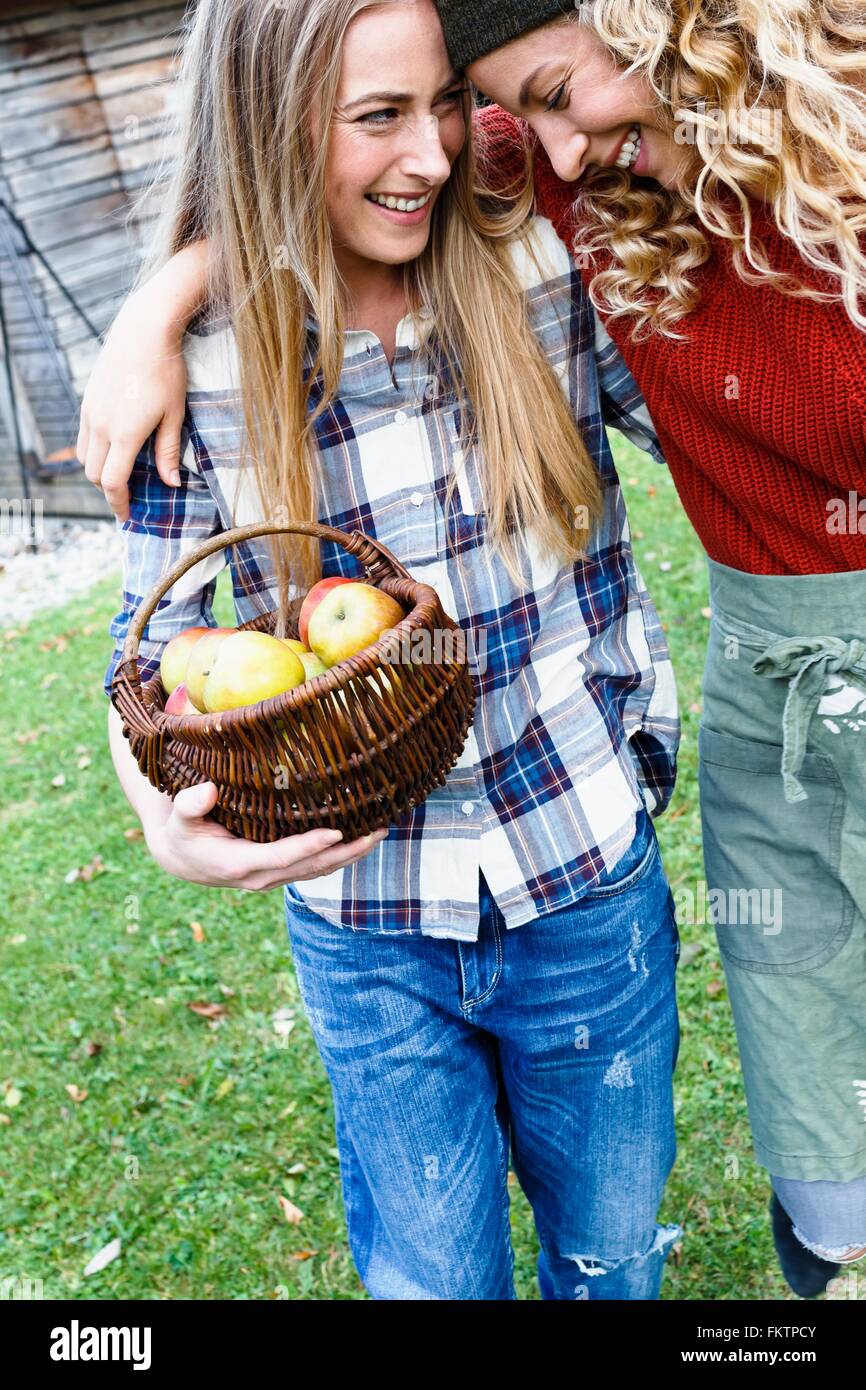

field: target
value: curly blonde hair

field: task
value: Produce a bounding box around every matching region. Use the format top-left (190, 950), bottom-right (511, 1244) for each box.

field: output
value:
top-left (564, 0), bottom-right (866, 339)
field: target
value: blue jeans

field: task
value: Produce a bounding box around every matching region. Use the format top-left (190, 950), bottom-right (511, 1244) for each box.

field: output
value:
top-left (283, 810), bottom-right (682, 1299)
top-left (771, 1174), bottom-right (866, 1261)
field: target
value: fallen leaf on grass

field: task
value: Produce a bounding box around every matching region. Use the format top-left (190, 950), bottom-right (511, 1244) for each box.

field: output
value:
top-left (64, 856), bottom-right (106, 884)
top-left (15, 728), bottom-right (43, 745)
top-left (277, 1195), bottom-right (304, 1225)
top-left (701, 607), bottom-right (712, 620)
top-left (187, 1002), bottom-right (228, 1021)
top-left (272, 1008), bottom-right (295, 1039)
top-left (3, 1085), bottom-right (22, 1108)
top-left (83, 1237), bottom-right (121, 1277)
top-left (65, 1084), bottom-right (88, 1103)
top-left (8, 934), bottom-right (26, 945)
top-left (291, 1250), bottom-right (318, 1261)
top-left (77, 754), bottom-right (92, 771)
top-left (706, 980), bottom-right (725, 997)
top-left (189, 921), bottom-right (205, 943)
top-left (51, 773), bottom-right (66, 788)
top-left (123, 827), bottom-right (144, 841)
top-left (41, 672), bottom-right (61, 689)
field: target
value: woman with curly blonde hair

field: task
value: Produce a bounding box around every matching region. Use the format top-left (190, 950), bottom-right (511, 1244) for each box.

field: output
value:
top-left (443, 0), bottom-right (866, 1297)
top-left (80, 0), bottom-right (866, 1296)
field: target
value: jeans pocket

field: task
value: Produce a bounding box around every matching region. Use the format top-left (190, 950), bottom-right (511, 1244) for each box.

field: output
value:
top-left (580, 815), bottom-right (660, 901)
top-left (698, 725), bottom-right (855, 974)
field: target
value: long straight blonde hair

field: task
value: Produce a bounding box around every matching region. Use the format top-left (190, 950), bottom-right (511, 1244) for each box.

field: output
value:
top-left (136, 0), bottom-right (603, 631)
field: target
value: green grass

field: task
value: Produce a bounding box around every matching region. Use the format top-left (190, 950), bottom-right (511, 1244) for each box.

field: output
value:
top-left (0, 438), bottom-right (795, 1300)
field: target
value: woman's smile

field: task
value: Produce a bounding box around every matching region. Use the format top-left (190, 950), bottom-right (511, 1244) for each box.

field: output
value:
top-left (364, 188), bottom-right (435, 224)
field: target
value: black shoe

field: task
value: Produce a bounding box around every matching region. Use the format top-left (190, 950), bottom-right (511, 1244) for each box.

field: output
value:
top-left (770, 1192), bottom-right (841, 1298)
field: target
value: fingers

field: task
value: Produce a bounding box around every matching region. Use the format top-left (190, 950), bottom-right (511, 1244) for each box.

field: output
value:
top-left (236, 824), bottom-right (345, 879)
top-left (83, 429), bottom-right (109, 492)
top-left (292, 830), bottom-right (389, 881)
top-left (76, 414), bottom-right (89, 468)
top-left (241, 828), bottom-right (389, 891)
top-left (154, 411), bottom-right (185, 489)
top-left (172, 781), bottom-right (220, 820)
top-left (100, 440), bottom-right (137, 523)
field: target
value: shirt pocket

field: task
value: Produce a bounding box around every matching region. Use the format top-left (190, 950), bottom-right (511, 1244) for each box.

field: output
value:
top-left (698, 725), bottom-right (854, 974)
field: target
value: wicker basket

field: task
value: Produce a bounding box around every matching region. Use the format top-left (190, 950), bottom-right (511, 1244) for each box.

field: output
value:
top-left (111, 521), bottom-right (476, 843)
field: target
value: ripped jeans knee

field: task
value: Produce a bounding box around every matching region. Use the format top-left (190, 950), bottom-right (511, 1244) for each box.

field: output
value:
top-left (540, 1222), bottom-right (682, 1300)
top-left (792, 1226), bottom-right (866, 1265)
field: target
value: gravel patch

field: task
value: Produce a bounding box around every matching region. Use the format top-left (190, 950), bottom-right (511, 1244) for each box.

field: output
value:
top-left (0, 517), bottom-right (124, 627)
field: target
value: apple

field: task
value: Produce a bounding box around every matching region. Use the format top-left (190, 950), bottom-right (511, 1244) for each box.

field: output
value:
top-left (164, 681), bottom-right (202, 716)
top-left (307, 582), bottom-right (406, 668)
top-left (184, 628), bottom-right (236, 709)
top-left (299, 650), bottom-right (328, 681)
top-left (160, 626), bottom-right (213, 695)
top-left (279, 638), bottom-right (310, 656)
top-left (202, 631), bottom-right (306, 712)
top-left (298, 576), bottom-right (354, 647)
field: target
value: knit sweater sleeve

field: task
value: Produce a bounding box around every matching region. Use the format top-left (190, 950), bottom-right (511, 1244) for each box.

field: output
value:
top-left (474, 104), bottom-right (581, 250)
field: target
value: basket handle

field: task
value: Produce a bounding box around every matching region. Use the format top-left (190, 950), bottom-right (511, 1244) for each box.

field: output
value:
top-left (122, 520), bottom-right (415, 664)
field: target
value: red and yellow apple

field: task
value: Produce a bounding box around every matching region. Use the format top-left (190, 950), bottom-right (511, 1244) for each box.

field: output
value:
top-left (307, 582), bottom-right (406, 668)
top-left (202, 631), bottom-right (307, 712)
top-left (298, 576), bottom-right (354, 647)
top-left (184, 628), bottom-right (236, 710)
top-left (160, 626), bottom-right (213, 695)
top-left (164, 682), bottom-right (202, 716)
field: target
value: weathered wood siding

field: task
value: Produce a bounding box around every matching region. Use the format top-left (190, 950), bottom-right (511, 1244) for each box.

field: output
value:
top-left (0, 0), bottom-right (189, 519)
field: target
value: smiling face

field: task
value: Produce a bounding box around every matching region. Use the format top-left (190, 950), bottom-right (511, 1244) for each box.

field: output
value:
top-left (467, 18), bottom-right (697, 190)
top-left (323, 0), bottom-right (467, 282)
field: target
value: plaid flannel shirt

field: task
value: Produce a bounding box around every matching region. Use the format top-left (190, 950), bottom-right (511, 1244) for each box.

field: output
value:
top-left (104, 216), bottom-right (679, 940)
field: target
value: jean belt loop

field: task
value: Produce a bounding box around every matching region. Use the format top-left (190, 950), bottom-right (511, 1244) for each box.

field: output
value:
top-left (751, 636), bottom-right (866, 804)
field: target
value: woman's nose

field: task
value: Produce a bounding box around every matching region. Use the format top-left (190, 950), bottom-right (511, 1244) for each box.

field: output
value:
top-left (539, 127), bottom-right (591, 184)
top-left (400, 114), bottom-right (454, 183)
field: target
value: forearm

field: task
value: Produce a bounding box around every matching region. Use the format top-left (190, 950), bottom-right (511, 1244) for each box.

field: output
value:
top-left (108, 702), bottom-right (174, 843)
top-left (129, 239), bottom-right (211, 341)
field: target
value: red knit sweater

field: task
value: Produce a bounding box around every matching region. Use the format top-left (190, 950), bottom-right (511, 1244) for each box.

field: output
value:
top-left (479, 106), bottom-right (866, 576)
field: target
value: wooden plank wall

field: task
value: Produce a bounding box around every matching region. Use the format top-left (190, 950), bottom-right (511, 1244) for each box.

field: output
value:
top-left (0, 0), bottom-right (190, 520)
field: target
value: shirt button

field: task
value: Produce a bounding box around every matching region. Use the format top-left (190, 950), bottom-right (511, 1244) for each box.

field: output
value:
top-left (410, 491), bottom-right (424, 507)
top-left (461, 801), bottom-right (475, 816)
top-left (394, 410), bottom-right (409, 426)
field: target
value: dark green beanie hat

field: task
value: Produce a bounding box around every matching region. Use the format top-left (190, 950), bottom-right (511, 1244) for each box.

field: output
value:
top-left (435, 0), bottom-right (579, 73)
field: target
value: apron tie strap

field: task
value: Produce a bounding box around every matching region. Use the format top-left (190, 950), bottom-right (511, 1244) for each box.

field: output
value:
top-left (751, 637), bottom-right (866, 804)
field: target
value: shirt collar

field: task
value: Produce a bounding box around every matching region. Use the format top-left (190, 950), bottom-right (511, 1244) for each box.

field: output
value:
top-left (304, 305), bottom-right (435, 353)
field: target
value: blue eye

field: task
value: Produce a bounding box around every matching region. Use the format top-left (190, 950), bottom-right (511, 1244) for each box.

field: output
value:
top-left (359, 108), bottom-right (399, 125)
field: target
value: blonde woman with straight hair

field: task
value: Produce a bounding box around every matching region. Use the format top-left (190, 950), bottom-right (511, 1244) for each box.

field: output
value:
top-left (92, 0), bottom-right (683, 1299)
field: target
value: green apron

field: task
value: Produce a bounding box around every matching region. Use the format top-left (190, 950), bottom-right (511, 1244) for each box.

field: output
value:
top-left (698, 558), bottom-right (866, 1182)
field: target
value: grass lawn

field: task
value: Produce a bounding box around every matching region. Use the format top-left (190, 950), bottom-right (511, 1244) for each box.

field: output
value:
top-left (0, 436), bottom-right (796, 1301)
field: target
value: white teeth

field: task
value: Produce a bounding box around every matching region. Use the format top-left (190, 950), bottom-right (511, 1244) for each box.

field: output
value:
top-left (368, 191), bottom-right (431, 212)
top-left (614, 125), bottom-right (641, 169)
